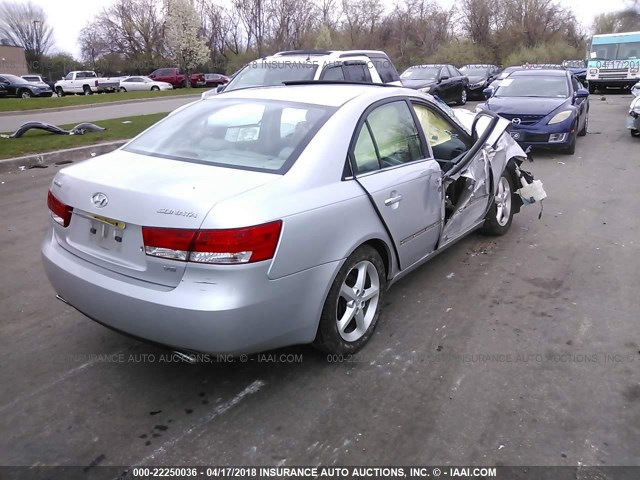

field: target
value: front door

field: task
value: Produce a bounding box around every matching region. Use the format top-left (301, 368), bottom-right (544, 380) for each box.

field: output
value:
top-left (351, 100), bottom-right (443, 270)
top-left (411, 102), bottom-right (491, 244)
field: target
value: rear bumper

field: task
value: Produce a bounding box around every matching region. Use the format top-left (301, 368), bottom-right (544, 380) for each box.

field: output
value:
top-left (42, 228), bottom-right (339, 355)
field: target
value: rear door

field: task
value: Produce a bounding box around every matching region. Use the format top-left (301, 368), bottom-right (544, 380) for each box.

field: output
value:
top-left (350, 99), bottom-right (442, 270)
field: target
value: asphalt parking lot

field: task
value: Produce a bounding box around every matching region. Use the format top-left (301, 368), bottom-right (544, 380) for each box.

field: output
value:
top-left (1, 93), bottom-right (639, 472)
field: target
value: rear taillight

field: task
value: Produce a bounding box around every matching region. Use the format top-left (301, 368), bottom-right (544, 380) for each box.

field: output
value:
top-left (142, 220), bottom-right (282, 265)
top-left (95, 80), bottom-right (98, 87)
top-left (47, 190), bottom-right (73, 227)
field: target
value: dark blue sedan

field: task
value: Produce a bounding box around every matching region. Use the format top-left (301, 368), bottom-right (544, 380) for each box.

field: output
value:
top-left (478, 70), bottom-right (589, 154)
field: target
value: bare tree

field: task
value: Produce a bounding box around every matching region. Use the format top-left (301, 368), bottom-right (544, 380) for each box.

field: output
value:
top-left (268, 0), bottom-right (319, 51)
top-left (0, 0), bottom-right (54, 68)
top-left (316, 0), bottom-right (341, 30)
top-left (592, 0), bottom-right (640, 33)
top-left (458, 0), bottom-right (493, 45)
top-left (78, 23), bottom-right (108, 68)
top-left (87, 0), bottom-right (165, 72)
top-left (234, 0), bottom-right (269, 55)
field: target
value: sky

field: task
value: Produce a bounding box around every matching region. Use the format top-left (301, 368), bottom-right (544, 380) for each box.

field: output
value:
top-left (28, 0), bottom-right (631, 58)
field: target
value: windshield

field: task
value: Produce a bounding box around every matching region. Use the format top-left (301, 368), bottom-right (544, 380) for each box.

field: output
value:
top-left (590, 42), bottom-right (640, 60)
top-left (495, 76), bottom-right (568, 98)
top-left (225, 62), bottom-right (318, 91)
top-left (124, 99), bottom-right (336, 174)
top-left (401, 67), bottom-right (439, 81)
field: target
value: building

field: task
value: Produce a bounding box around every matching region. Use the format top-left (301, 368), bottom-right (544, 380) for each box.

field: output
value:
top-left (0, 45), bottom-right (28, 76)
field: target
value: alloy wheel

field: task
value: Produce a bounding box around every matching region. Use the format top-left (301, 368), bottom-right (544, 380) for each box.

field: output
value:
top-left (495, 176), bottom-right (512, 227)
top-left (336, 260), bottom-right (380, 342)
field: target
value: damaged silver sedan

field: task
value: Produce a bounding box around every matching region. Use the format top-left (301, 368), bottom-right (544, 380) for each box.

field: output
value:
top-left (42, 83), bottom-right (544, 356)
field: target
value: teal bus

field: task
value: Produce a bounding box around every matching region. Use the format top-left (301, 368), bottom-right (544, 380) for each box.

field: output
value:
top-left (586, 31), bottom-right (640, 92)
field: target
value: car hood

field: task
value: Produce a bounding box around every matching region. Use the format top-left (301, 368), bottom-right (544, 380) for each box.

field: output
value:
top-left (484, 96), bottom-right (569, 116)
top-left (402, 79), bottom-right (437, 89)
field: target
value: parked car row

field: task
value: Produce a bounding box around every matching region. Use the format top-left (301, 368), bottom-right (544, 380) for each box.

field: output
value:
top-left (147, 68), bottom-right (229, 88)
top-left (0, 74), bottom-right (53, 98)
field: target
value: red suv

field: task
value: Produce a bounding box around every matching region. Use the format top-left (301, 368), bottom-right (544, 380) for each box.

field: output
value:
top-left (148, 68), bottom-right (186, 88)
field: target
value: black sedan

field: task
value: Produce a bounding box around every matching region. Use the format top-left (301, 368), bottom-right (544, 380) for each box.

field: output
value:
top-left (0, 74), bottom-right (53, 98)
top-left (400, 64), bottom-right (469, 105)
top-left (460, 64), bottom-right (501, 98)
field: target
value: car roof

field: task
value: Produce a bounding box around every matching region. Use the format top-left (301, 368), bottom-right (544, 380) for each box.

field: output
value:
top-left (408, 64), bottom-right (445, 68)
top-left (510, 69), bottom-right (569, 77)
top-left (212, 83), bottom-right (416, 107)
top-left (271, 49), bottom-right (388, 58)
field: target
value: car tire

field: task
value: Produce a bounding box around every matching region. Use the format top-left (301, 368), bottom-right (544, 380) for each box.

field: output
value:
top-left (563, 134), bottom-right (576, 155)
top-left (119, 87), bottom-right (127, 93)
top-left (20, 89), bottom-right (32, 99)
top-left (151, 86), bottom-right (159, 91)
top-left (578, 111), bottom-right (588, 136)
top-left (481, 172), bottom-right (515, 236)
top-left (457, 87), bottom-right (468, 106)
top-left (83, 85), bottom-right (92, 95)
top-left (588, 83), bottom-right (595, 94)
top-left (56, 87), bottom-right (65, 97)
top-left (313, 245), bottom-right (386, 355)
top-left (631, 129), bottom-right (640, 137)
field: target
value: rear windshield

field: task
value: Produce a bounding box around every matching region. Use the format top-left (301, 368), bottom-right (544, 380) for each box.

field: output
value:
top-left (225, 61), bottom-right (318, 91)
top-left (124, 99), bottom-right (336, 174)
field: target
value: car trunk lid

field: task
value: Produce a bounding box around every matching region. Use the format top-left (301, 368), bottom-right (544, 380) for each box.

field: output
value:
top-left (50, 149), bottom-right (278, 287)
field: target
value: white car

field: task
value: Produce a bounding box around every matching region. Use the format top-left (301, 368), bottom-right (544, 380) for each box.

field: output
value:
top-left (119, 76), bottom-right (173, 92)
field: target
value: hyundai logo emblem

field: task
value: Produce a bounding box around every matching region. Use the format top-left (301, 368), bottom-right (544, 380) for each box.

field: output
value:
top-left (92, 193), bottom-right (108, 208)
top-left (511, 118), bottom-right (522, 125)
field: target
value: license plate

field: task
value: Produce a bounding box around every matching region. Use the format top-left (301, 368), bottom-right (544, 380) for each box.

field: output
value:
top-left (90, 214), bottom-right (126, 230)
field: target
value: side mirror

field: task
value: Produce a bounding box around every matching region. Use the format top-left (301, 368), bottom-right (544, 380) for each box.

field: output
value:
top-left (483, 87), bottom-right (494, 99)
top-left (575, 88), bottom-right (589, 98)
top-left (216, 84), bottom-right (226, 93)
top-left (439, 75), bottom-right (449, 82)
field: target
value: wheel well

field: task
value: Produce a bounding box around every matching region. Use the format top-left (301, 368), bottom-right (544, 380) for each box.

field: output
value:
top-left (362, 238), bottom-right (391, 277)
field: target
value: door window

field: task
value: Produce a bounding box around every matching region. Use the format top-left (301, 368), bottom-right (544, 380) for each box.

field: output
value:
top-left (351, 101), bottom-right (425, 174)
top-left (412, 103), bottom-right (469, 167)
top-left (343, 63), bottom-right (371, 82)
top-left (571, 76), bottom-right (581, 92)
top-left (321, 66), bottom-right (345, 81)
top-left (353, 126), bottom-right (380, 173)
